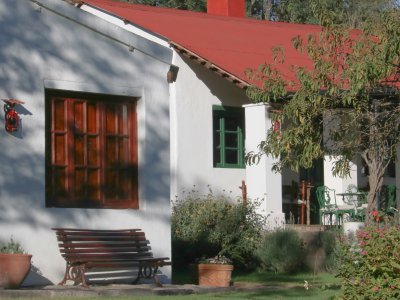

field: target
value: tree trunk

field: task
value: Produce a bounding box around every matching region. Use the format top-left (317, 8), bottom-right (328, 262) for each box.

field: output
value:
top-left (262, 0), bottom-right (273, 20)
top-left (366, 158), bottom-right (385, 222)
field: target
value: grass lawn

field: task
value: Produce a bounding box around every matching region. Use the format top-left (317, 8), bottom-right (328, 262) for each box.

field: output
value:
top-left (229, 270), bottom-right (342, 299)
top-left (172, 268), bottom-right (342, 299)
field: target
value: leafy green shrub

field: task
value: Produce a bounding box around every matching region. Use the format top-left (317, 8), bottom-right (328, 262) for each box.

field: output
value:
top-left (317, 230), bottom-right (341, 272)
top-left (336, 222), bottom-right (400, 300)
top-left (171, 190), bottom-right (265, 269)
top-left (257, 229), bottom-right (306, 273)
top-left (0, 237), bottom-right (26, 254)
top-left (299, 229), bottom-right (341, 273)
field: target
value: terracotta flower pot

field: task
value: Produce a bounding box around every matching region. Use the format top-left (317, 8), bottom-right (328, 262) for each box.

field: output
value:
top-left (198, 263), bottom-right (233, 287)
top-left (0, 253), bottom-right (32, 289)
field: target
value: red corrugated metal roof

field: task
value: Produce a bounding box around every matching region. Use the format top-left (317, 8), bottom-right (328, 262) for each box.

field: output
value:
top-left (80, 0), bottom-right (320, 87)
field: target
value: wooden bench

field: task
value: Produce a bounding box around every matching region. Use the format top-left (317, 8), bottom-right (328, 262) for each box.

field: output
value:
top-left (53, 228), bottom-right (171, 287)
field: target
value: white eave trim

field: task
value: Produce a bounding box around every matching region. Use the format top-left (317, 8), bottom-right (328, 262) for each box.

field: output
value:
top-left (79, 4), bottom-right (170, 48)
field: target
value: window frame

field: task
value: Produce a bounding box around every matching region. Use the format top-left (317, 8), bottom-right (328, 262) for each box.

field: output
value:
top-left (45, 90), bottom-right (138, 209)
top-left (212, 105), bottom-right (245, 169)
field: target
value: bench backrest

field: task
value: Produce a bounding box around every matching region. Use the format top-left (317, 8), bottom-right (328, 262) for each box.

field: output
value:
top-left (53, 228), bottom-right (153, 263)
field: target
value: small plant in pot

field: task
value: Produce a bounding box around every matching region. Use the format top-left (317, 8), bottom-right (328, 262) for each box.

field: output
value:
top-left (197, 255), bottom-right (233, 287)
top-left (0, 237), bottom-right (32, 289)
top-left (343, 211), bottom-right (365, 237)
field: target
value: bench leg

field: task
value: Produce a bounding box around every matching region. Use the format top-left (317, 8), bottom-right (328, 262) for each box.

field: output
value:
top-left (132, 265), bottom-right (162, 287)
top-left (151, 266), bottom-right (162, 287)
top-left (79, 265), bottom-right (89, 288)
top-left (58, 263), bottom-right (88, 288)
top-left (132, 267), bottom-right (141, 285)
top-left (132, 265), bottom-right (148, 284)
top-left (58, 263), bottom-right (70, 286)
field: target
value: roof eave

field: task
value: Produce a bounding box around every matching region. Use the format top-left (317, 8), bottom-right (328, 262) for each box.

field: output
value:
top-left (170, 41), bottom-right (249, 89)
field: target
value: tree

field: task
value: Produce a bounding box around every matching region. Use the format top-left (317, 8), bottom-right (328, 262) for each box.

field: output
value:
top-left (246, 1), bottom-right (400, 220)
top-left (248, 1), bottom-right (292, 21)
top-left (273, 0), bottom-right (392, 28)
top-left (120, 0), bottom-right (206, 12)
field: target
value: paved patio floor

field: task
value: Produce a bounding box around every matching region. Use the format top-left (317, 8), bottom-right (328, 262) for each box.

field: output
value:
top-left (0, 283), bottom-right (236, 298)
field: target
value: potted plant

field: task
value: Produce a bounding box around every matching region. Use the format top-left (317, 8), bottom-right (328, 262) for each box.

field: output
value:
top-left (343, 211), bottom-right (365, 236)
top-left (0, 237), bottom-right (32, 289)
top-left (197, 255), bottom-right (233, 287)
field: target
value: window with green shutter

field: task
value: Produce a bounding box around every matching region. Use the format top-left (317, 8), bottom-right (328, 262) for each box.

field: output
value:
top-left (213, 105), bottom-right (245, 168)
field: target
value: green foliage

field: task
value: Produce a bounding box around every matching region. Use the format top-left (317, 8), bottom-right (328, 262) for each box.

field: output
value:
top-left (0, 237), bottom-right (26, 254)
top-left (274, 0), bottom-right (392, 28)
top-left (171, 190), bottom-right (265, 269)
top-left (318, 230), bottom-right (344, 272)
top-left (199, 255), bottom-right (232, 265)
top-left (120, 0), bottom-right (206, 12)
top-left (273, 0), bottom-right (319, 24)
top-left (246, 1), bottom-right (400, 216)
top-left (257, 229), bottom-right (306, 273)
top-left (336, 223), bottom-right (400, 299)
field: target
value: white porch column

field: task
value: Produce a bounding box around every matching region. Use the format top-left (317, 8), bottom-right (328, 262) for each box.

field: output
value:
top-left (244, 103), bottom-right (285, 229)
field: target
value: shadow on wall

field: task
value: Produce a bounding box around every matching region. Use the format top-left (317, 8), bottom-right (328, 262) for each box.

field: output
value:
top-left (180, 55), bottom-right (249, 105)
top-left (23, 265), bottom-right (53, 287)
top-left (0, 0), bottom-right (172, 285)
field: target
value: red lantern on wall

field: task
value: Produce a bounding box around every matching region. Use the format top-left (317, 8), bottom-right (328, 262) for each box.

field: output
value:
top-left (3, 99), bottom-right (25, 133)
top-left (273, 119), bottom-right (280, 133)
top-left (270, 109), bottom-right (282, 134)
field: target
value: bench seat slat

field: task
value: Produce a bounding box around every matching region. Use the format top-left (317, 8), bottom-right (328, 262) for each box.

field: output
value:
top-left (62, 253), bottom-right (154, 260)
top-left (68, 257), bottom-right (171, 264)
top-left (85, 260), bottom-right (172, 269)
top-left (60, 247), bottom-right (149, 253)
top-left (57, 237), bottom-right (147, 242)
top-left (55, 231), bottom-right (146, 237)
top-left (87, 259), bottom-right (172, 265)
top-left (53, 228), bottom-right (142, 233)
top-left (59, 249), bottom-right (150, 254)
top-left (65, 256), bottom-right (153, 261)
top-left (58, 241), bottom-right (149, 248)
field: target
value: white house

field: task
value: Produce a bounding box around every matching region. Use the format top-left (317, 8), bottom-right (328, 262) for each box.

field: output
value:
top-left (0, 0), bottom-right (399, 286)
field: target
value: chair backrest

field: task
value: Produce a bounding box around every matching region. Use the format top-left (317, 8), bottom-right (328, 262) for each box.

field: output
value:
top-left (344, 184), bottom-right (362, 205)
top-left (316, 186), bottom-right (337, 208)
top-left (346, 184), bottom-right (358, 194)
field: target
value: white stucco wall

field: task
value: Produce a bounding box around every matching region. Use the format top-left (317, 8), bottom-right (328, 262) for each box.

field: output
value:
top-left (170, 53), bottom-right (249, 201)
top-left (0, 0), bottom-right (172, 285)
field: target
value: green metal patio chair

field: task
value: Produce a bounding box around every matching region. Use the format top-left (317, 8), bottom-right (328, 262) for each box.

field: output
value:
top-left (316, 186), bottom-right (355, 225)
top-left (316, 186), bottom-right (338, 225)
